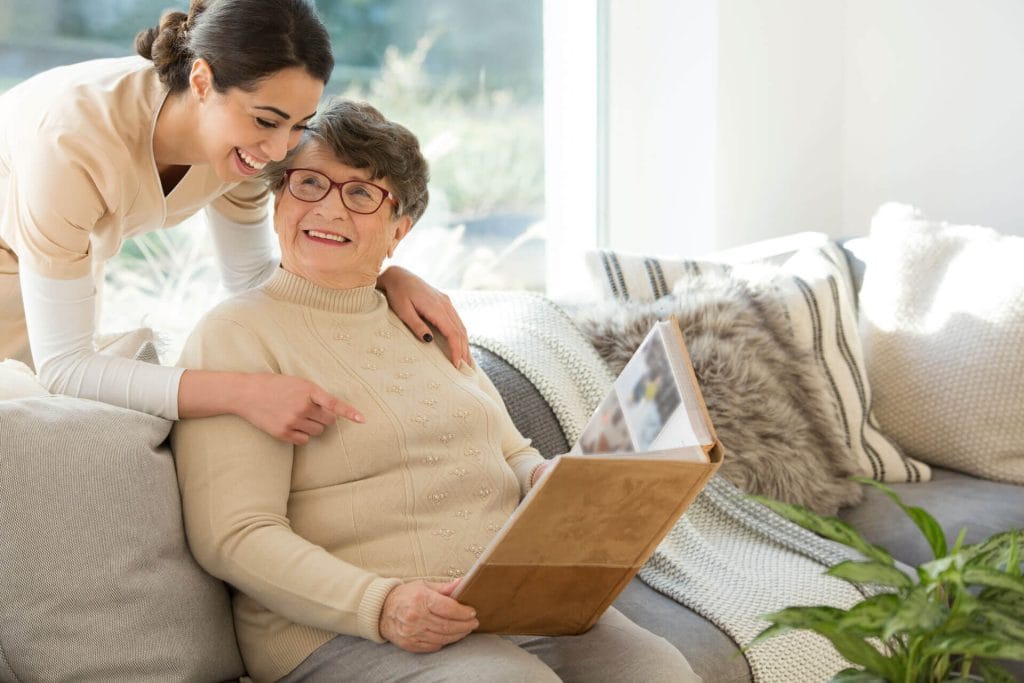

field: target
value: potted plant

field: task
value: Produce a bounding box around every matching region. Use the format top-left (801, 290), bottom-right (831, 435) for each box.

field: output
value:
top-left (750, 478), bottom-right (1024, 682)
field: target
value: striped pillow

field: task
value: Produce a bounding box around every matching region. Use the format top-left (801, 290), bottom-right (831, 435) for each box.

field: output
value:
top-left (764, 245), bottom-right (930, 483)
top-left (584, 238), bottom-right (928, 483)
top-left (585, 250), bottom-right (699, 301)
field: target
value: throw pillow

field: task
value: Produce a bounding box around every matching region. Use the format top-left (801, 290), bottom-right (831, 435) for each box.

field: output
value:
top-left (859, 203), bottom-right (1024, 483)
top-left (575, 267), bottom-right (865, 516)
top-left (0, 359), bottom-right (48, 400)
top-left (584, 249), bottom-right (723, 301)
top-left (584, 234), bottom-right (928, 484)
top-left (0, 396), bottom-right (245, 682)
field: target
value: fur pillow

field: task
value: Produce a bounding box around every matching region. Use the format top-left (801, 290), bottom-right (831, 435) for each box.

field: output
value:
top-left (575, 268), bottom-right (865, 515)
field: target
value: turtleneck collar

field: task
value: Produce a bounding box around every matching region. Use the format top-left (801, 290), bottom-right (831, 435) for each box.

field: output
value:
top-left (261, 267), bottom-right (383, 314)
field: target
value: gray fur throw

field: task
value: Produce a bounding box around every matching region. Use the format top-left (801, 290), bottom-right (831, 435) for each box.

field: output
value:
top-left (574, 269), bottom-right (864, 515)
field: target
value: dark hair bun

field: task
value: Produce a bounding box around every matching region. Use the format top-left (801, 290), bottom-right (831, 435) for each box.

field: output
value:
top-left (135, 10), bottom-right (191, 83)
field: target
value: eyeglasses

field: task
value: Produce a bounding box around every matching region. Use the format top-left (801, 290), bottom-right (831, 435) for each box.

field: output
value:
top-left (283, 168), bottom-right (398, 215)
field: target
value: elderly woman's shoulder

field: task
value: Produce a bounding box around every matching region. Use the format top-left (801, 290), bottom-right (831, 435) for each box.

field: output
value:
top-left (189, 288), bottom-right (279, 337)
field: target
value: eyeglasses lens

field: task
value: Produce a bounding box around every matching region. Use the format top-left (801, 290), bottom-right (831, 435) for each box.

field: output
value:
top-left (288, 170), bottom-right (384, 214)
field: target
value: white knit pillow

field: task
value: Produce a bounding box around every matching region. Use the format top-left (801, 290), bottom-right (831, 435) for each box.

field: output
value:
top-left (584, 234), bottom-right (927, 483)
top-left (859, 203), bottom-right (1024, 483)
top-left (0, 359), bottom-right (49, 400)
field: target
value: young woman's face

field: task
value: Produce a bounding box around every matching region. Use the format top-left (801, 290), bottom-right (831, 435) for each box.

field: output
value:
top-left (196, 66), bottom-right (324, 182)
top-left (274, 141), bottom-right (412, 289)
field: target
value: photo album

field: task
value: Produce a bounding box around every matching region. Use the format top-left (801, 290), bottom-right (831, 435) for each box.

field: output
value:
top-left (453, 317), bottom-right (723, 635)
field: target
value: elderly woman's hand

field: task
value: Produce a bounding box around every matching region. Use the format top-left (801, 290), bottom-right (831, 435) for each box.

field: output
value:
top-left (238, 373), bottom-right (365, 445)
top-left (379, 579), bottom-right (479, 653)
top-left (377, 265), bottom-right (471, 368)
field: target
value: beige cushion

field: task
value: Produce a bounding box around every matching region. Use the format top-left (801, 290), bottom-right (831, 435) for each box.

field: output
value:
top-left (859, 203), bottom-right (1024, 483)
top-left (584, 233), bottom-right (928, 483)
top-left (0, 396), bottom-right (245, 681)
top-left (0, 359), bottom-right (49, 400)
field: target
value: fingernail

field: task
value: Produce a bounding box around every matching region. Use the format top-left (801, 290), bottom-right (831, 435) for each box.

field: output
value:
top-left (422, 332), bottom-right (433, 343)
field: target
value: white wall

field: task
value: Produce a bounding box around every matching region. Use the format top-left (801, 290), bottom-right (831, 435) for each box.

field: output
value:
top-left (594, 0), bottom-right (1024, 264)
top-left (843, 0), bottom-right (1024, 237)
top-left (715, 0), bottom-right (846, 249)
top-left (605, 0), bottom-right (718, 258)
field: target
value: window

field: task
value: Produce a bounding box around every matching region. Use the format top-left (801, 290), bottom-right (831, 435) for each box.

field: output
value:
top-left (0, 0), bottom-right (545, 355)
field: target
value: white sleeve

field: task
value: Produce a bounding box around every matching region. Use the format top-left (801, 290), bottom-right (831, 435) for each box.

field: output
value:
top-left (19, 266), bottom-right (184, 419)
top-left (205, 206), bottom-right (280, 294)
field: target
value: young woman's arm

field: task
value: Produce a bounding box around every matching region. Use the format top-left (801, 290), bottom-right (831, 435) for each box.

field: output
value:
top-left (205, 206), bottom-right (280, 294)
top-left (377, 265), bottom-right (471, 367)
top-left (20, 265), bottom-right (361, 441)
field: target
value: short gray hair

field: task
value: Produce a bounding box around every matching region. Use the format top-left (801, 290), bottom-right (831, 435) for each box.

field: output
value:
top-left (264, 99), bottom-right (430, 224)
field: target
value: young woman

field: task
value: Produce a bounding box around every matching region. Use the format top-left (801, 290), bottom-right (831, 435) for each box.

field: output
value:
top-left (0, 0), bottom-right (469, 444)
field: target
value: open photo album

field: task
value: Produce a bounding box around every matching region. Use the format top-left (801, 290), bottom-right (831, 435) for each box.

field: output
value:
top-left (452, 317), bottom-right (723, 635)
top-left (572, 318), bottom-right (713, 461)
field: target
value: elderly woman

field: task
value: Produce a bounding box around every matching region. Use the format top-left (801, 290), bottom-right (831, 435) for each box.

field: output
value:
top-left (172, 100), bottom-right (699, 683)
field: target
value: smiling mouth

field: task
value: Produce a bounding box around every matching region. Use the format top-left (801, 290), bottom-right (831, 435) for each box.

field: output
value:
top-left (235, 148), bottom-right (267, 171)
top-left (305, 229), bottom-right (351, 244)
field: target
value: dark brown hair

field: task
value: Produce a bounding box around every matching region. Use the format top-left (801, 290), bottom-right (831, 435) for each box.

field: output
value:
top-left (135, 0), bottom-right (334, 93)
top-left (265, 99), bottom-right (430, 224)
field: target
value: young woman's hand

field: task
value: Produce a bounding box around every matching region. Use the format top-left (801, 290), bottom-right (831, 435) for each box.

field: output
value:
top-left (378, 265), bottom-right (471, 367)
top-left (379, 579), bottom-right (478, 653)
top-left (238, 373), bottom-right (364, 445)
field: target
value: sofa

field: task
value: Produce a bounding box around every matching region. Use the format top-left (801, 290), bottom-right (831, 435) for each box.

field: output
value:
top-left (1, 204), bottom-right (1022, 682)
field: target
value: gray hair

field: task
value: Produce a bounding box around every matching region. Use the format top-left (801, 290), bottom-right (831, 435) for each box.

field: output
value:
top-left (264, 99), bottom-right (430, 224)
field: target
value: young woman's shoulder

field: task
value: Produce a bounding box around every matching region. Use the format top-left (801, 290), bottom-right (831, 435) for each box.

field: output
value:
top-left (2, 56), bottom-right (161, 154)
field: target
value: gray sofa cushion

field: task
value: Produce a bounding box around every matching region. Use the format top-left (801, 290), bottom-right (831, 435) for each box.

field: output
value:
top-left (471, 345), bottom-right (570, 458)
top-left (0, 396), bottom-right (244, 683)
top-left (839, 467), bottom-right (1024, 568)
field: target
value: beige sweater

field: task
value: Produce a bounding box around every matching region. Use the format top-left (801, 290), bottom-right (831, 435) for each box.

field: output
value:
top-left (172, 268), bottom-right (545, 682)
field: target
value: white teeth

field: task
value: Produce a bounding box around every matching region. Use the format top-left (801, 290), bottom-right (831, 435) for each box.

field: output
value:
top-left (237, 148), bottom-right (266, 170)
top-left (307, 230), bottom-right (350, 243)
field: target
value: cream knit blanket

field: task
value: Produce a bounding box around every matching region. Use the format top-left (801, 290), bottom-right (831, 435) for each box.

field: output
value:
top-left (454, 290), bottom-right (872, 683)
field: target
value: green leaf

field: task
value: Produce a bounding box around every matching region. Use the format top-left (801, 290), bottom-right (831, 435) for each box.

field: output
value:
top-left (1010, 531), bottom-right (1021, 577)
top-left (964, 530), bottom-right (1024, 567)
top-left (979, 587), bottom-right (1024, 619)
top-left (755, 603), bottom-right (901, 679)
top-left (811, 624), bottom-right (900, 680)
top-left (919, 554), bottom-right (965, 583)
top-left (883, 587), bottom-right (947, 640)
top-left (746, 622), bottom-right (792, 651)
top-left (830, 668), bottom-right (887, 682)
top-left (977, 659), bottom-right (1021, 683)
top-left (837, 594), bottom-right (902, 637)
top-left (974, 604), bottom-right (1024, 642)
top-left (828, 560), bottom-right (914, 589)
top-left (760, 605), bottom-right (847, 628)
top-left (750, 495), bottom-right (894, 566)
top-left (925, 633), bottom-right (1024, 660)
top-left (963, 566), bottom-right (1024, 595)
top-left (856, 477), bottom-right (949, 559)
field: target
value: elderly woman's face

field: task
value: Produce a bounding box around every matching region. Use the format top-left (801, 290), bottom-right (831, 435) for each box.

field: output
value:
top-left (273, 141), bottom-right (411, 289)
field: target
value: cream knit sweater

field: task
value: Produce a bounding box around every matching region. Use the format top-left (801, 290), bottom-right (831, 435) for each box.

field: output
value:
top-left (172, 268), bottom-right (545, 683)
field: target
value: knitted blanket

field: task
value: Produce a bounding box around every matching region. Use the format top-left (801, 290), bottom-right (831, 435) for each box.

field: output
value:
top-left (454, 290), bottom-right (873, 683)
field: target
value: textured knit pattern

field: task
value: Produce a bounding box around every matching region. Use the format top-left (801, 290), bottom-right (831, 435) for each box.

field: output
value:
top-left (172, 269), bottom-right (544, 683)
top-left (0, 396), bottom-right (244, 682)
top-left (860, 203), bottom-right (1024, 483)
top-left (455, 289), bottom-right (876, 682)
top-left (584, 234), bottom-right (928, 483)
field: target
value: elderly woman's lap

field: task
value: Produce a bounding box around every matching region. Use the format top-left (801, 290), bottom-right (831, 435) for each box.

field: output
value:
top-left (280, 608), bottom-right (699, 682)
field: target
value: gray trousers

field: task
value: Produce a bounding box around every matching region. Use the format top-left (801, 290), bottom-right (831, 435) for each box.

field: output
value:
top-left (279, 607), bottom-right (701, 682)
